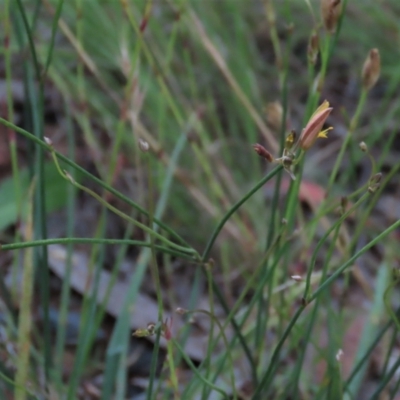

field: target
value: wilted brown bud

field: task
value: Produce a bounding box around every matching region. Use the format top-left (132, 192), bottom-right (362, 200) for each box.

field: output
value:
top-left (265, 101), bottom-right (283, 132)
top-left (176, 307), bottom-right (188, 315)
top-left (308, 31), bottom-right (319, 65)
top-left (321, 0), bottom-right (342, 34)
top-left (253, 143), bottom-right (274, 162)
top-left (362, 49), bottom-right (380, 91)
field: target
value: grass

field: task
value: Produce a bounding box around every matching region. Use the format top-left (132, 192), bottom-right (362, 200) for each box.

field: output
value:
top-left (0, 0), bottom-right (400, 399)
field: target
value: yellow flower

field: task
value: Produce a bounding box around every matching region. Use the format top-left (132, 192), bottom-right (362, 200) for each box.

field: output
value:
top-left (298, 100), bottom-right (333, 151)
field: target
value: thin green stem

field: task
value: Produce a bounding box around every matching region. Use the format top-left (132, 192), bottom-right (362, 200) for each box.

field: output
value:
top-left (202, 165), bottom-right (282, 262)
top-left (42, 0), bottom-right (64, 81)
top-left (303, 192), bottom-right (370, 301)
top-left (327, 89), bottom-right (368, 192)
top-left (172, 339), bottom-right (229, 399)
top-left (47, 140), bottom-right (197, 256)
top-left (0, 117), bottom-right (190, 247)
top-left (1, 238), bottom-right (195, 260)
top-left (254, 218), bottom-right (400, 398)
top-left (199, 165), bottom-right (282, 386)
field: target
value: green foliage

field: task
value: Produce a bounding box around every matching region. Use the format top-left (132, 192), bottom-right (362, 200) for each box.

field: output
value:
top-left (0, 0), bottom-right (400, 399)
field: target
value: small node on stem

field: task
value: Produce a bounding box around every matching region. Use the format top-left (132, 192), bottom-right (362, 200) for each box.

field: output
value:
top-left (64, 170), bottom-right (75, 184)
top-left (138, 138), bottom-right (150, 152)
top-left (147, 323), bottom-right (156, 335)
top-left (359, 141), bottom-right (368, 152)
top-left (291, 275), bottom-right (303, 282)
top-left (368, 172), bottom-right (382, 194)
top-left (340, 196), bottom-right (348, 214)
top-left (336, 348), bottom-right (344, 362)
top-left (44, 136), bottom-right (53, 147)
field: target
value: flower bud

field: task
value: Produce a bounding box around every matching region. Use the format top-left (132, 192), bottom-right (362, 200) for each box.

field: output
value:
top-left (362, 48), bottom-right (380, 91)
top-left (298, 100), bottom-right (333, 151)
top-left (253, 143), bottom-right (274, 162)
top-left (321, 0), bottom-right (342, 34)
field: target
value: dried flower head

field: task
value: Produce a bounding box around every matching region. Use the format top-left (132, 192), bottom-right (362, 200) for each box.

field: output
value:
top-left (298, 100), bottom-right (333, 151)
top-left (321, 0), bottom-right (342, 34)
top-left (362, 48), bottom-right (380, 91)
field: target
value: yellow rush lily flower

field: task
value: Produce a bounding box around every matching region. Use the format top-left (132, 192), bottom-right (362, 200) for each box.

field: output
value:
top-left (298, 100), bottom-right (333, 151)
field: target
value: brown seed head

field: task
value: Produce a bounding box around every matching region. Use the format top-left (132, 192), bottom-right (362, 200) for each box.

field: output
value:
top-left (362, 48), bottom-right (380, 91)
top-left (321, 0), bottom-right (342, 34)
top-left (308, 31), bottom-right (319, 65)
